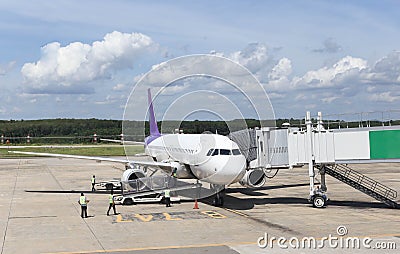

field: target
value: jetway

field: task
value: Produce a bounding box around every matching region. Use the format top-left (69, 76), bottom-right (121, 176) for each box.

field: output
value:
top-left (229, 111), bottom-right (400, 208)
top-left (230, 119), bottom-right (400, 169)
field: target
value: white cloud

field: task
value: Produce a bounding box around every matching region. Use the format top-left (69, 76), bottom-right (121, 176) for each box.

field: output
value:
top-left (321, 96), bottom-right (339, 103)
top-left (17, 93), bottom-right (48, 104)
top-left (292, 56), bottom-right (368, 88)
top-left (266, 58), bottom-right (292, 91)
top-left (363, 51), bottom-right (400, 85)
top-left (0, 61), bottom-right (16, 75)
top-left (21, 31), bottom-right (156, 93)
top-left (268, 92), bottom-right (285, 99)
top-left (313, 38), bottom-right (342, 53)
top-left (77, 96), bottom-right (87, 102)
top-left (268, 58), bottom-right (292, 80)
top-left (369, 92), bottom-right (399, 102)
top-left (14, 36), bottom-right (400, 119)
top-left (112, 83), bottom-right (127, 91)
top-left (12, 107), bottom-right (21, 113)
top-left (229, 43), bottom-right (268, 68)
top-left (95, 95), bottom-right (118, 105)
top-left (228, 43), bottom-right (273, 80)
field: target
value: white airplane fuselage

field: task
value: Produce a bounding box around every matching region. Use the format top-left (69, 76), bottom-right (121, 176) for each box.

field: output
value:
top-left (145, 133), bottom-right (247, 185)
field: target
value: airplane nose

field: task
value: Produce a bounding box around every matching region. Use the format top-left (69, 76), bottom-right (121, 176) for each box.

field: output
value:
top-left (203, 155), bottom-right (247, 185)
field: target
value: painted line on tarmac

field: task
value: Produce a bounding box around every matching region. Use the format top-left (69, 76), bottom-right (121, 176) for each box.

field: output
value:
top-left (44, 241), bottom-right (256, 254)
top-left (223, 208), bottom-right (249, 217)
top-left (9, 215), bottom-right (57, 219)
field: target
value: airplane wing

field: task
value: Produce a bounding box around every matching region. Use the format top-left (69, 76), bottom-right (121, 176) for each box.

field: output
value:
top-left (100, 138), bottom-right (145, 145)
top-left (8, 151), bottom-right (172, 168)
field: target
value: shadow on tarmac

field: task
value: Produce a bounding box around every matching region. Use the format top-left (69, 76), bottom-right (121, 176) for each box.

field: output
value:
top-left (25, 190), bottom-right (121, 194)
top-left (226, 183), bottom-right (310, 196)
top-left (221, 195), bottom-right (390, 210)
top-left (26, 186), bottom-right (392, 210)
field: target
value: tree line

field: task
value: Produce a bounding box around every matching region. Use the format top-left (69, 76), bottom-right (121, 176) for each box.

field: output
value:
top-left (0, 118), bottom-right (398, 144)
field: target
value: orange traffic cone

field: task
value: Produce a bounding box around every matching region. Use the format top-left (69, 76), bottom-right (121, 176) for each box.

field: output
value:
top-left (193, 199), bottom-right (199, 209)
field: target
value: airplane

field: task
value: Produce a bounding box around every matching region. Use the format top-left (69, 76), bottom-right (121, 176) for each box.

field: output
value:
top-left (10, 89), bottom-right (267, 206)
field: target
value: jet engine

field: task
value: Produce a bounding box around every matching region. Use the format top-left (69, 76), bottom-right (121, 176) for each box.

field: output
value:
top-left (121, 168), bottom-right (146, 182)
top-left (120, 168), bottom-right (148, 192)
top-left (239, 169), bottom-right (266, 188)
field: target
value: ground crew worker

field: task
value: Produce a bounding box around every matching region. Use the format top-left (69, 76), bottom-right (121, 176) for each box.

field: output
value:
top-left (91, 175), bottom-right (96, 192)
top-left (171, 169), bottom-right (177, 187)
top-left (107, 190), bottom-right (117, 216)
top-left (164, 189), bottom-right (171, 207)
top-left (78, 193), bottom-right (89, 218)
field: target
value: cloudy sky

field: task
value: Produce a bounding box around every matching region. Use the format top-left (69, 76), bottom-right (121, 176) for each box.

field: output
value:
top-left (0, 0), bottom-right (399, 120)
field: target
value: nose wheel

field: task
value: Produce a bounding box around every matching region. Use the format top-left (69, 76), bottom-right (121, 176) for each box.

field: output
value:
top-left (211, 184), bottom-right (225, 207)
top-left (214, 194), bottom-right (224, 207)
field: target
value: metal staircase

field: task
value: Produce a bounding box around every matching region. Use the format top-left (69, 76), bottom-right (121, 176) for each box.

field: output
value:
top-left (320, 164), bottom-right (399, 208)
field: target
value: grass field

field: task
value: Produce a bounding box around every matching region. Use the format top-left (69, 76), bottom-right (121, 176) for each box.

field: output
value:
top-left (0, 145), bottom-right (145, 158)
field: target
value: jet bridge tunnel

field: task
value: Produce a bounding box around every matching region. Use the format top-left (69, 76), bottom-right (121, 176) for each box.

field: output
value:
top-left (229, 111), bottom-right (400, 208)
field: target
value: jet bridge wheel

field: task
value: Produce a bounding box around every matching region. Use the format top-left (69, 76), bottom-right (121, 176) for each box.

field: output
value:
top-left (312, 195), bottom-right (326, 208)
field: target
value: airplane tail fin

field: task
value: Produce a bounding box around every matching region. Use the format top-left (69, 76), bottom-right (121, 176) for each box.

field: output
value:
top-left (148, 89), bottom-right (161, 136)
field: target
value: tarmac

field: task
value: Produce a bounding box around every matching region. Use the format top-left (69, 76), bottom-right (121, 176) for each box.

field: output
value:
top-left (0, 157), bottom-right (399, 253)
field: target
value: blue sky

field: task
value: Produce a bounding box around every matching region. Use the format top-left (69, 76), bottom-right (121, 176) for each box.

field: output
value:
top-left (0, 0), bottom-right (399, 120)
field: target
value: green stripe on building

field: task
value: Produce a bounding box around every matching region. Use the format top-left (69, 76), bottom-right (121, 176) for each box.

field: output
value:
top-left (369, 130), bottom-right (400, 159)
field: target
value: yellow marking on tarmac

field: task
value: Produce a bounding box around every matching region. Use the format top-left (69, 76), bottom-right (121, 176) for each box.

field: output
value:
top-left (133, 214), bottom-right (153, 222)
top-left (44, 241), bottom-right (256, 254)
top-left (201, 210), bottom-right (227, 219)
top-left (224, 208), bottom-right (249, 217)
top-left (114, 210), bottom-right (227, 223)
top-left (163, 212), bottom-right (183, 221)
top-left (115, 214), bottom-right (132, 223)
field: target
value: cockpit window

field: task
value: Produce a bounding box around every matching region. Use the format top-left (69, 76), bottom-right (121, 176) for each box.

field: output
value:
top-left (232, 149), bottom-right (241, 155)
top-left (220, 149), bottom-right (231, 155)
top-left (207, 148), bottom-right (241, 156)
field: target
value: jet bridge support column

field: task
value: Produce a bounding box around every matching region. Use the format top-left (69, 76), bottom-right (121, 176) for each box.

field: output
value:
top-left (320, 169), bottom-right (327, 192)
top-left (307, 111), bottom-right (328, 208)
top-left (317, 112), bottom-right (328, 192)
top-left (306, 111), bottom-right (315, 197)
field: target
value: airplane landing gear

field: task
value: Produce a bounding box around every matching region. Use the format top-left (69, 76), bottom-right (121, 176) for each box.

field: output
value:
top-left (214, 192), bottom-right (224, 207)
top-left (211, 184), bottom-right (225, 207)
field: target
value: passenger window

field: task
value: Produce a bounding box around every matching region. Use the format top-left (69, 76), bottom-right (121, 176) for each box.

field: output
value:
top-left (220, 149), bottom-right (231, 155)
top-left (206, 149), bottom-right (214, 156)
top-left (232, 149), bottom-right (241, 155)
